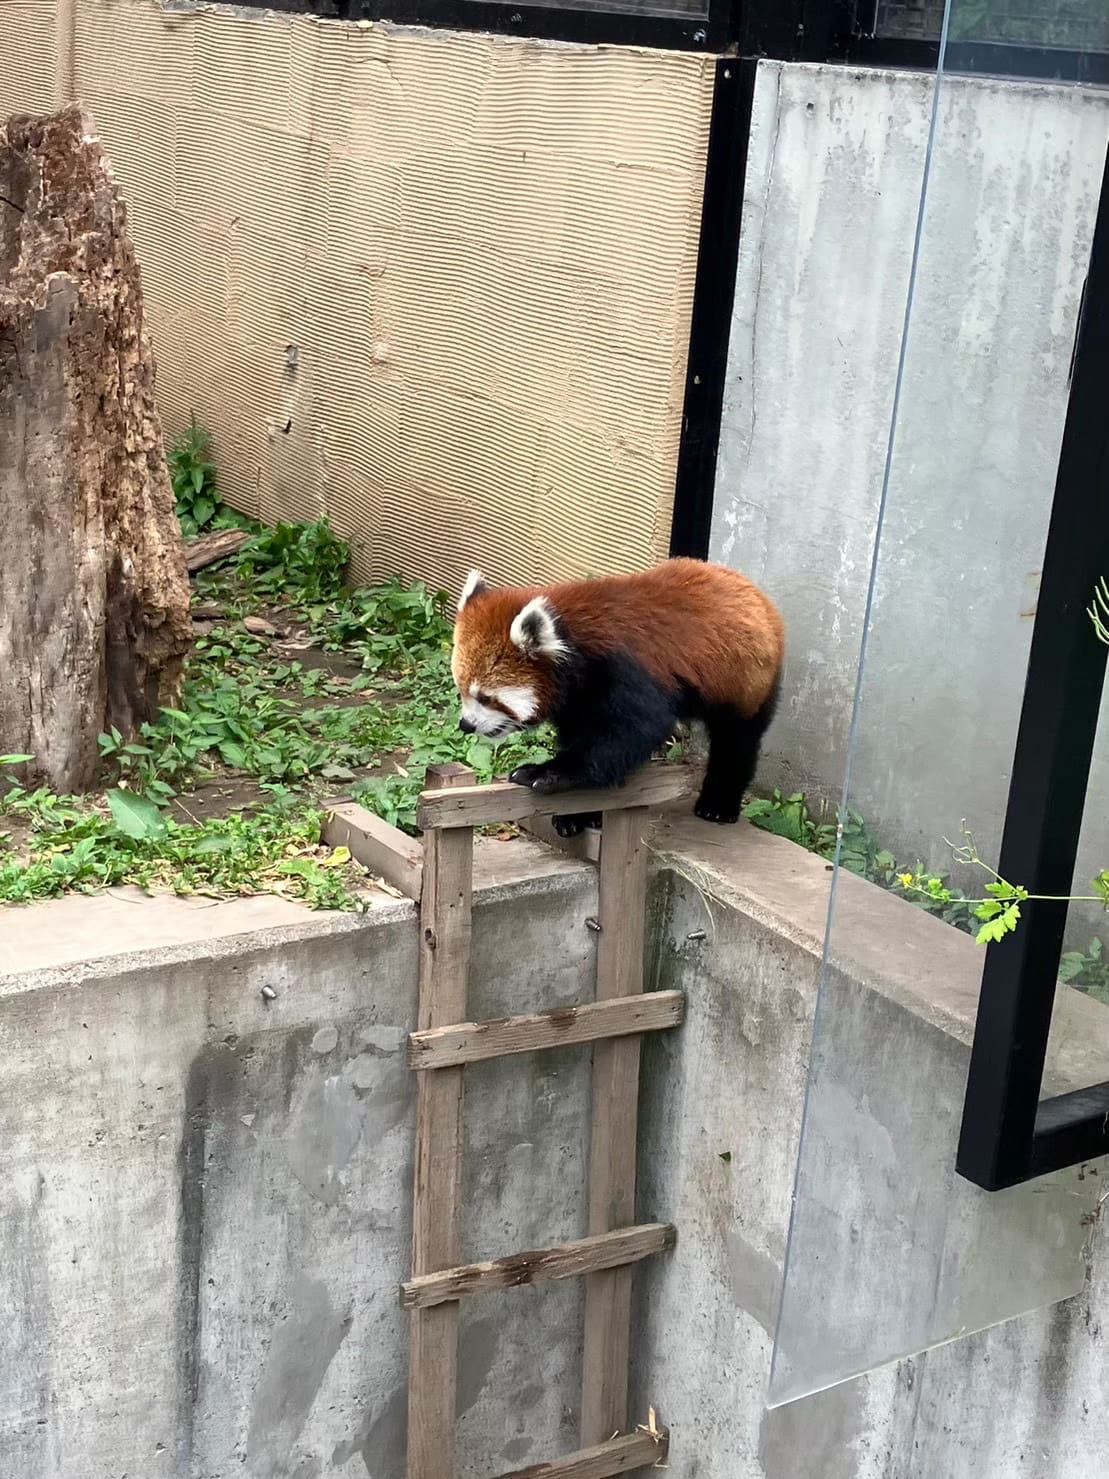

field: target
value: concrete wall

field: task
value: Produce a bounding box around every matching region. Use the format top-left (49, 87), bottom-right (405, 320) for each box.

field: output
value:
top-left (4, 819), bottom-right (1109, 1478)
top-left (711, 61), bottom-right (1109, 890)
top-left (0, 851), bottom-right (600, 1479)
top-left (0, 0), bottom-right (713, 590)
top-left (635, 814), bottom-right (1109, 1479)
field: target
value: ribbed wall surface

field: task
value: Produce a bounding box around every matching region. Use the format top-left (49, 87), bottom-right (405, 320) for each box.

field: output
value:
top-left (2, 0), bottom-right (714, 588)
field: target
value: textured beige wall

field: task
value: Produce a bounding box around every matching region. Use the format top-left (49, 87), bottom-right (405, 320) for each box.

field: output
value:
top-left (5, 0), bottom-right (713, 588)
top-left (0, 0), bottom-right (60, 115)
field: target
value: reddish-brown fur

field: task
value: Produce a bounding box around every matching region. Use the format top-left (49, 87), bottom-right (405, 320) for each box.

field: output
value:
top-left (453, 559), bottom-right (784, 718)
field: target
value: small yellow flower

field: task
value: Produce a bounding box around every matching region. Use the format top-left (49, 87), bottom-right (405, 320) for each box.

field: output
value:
top-left (898, 872), bottom-right (914, 888)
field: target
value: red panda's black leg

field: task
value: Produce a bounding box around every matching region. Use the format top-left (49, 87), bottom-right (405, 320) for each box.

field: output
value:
top-left (695, 702), bottom-right (771, 825)
top-left (552, 811), bottom-right (602, 838)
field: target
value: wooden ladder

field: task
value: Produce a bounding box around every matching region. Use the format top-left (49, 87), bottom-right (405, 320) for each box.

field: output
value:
top-left (390, 761), bottom-right (693, 1479)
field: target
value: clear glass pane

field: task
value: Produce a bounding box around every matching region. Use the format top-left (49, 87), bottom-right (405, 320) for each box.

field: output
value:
top-left (877, 0), bottom-right (1109, 50)
top-left (1043, 684), bottom-right (1109, 1095)
top-left (768, 0), bottom-right (1109, 1406)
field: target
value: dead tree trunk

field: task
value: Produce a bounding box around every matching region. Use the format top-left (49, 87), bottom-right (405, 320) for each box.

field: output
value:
top-left (0, 107), bottom-right (191, 793)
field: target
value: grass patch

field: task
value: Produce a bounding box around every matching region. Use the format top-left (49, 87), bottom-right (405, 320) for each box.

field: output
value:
top-left (1, 426), bottom-right (549, 912)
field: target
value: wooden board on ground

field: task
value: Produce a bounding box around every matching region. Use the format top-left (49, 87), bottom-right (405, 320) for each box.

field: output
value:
top-left (323, 802), bottom-right (424, 900)
top-left (183, 527), bottom-right (251, 572)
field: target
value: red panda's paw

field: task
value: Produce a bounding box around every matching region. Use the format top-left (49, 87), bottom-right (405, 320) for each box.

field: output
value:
top-left (553, 812), bottom-right (602, 838)
top-left (694, 797), bottom-right (741, 825)
top-left (509, 762), bottom-right (549, 788)
top-left (530, 772), bottom-right (569, 795)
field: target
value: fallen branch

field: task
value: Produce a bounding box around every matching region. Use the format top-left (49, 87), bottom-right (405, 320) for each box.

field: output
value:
top-left (184, 528), bottom-right (250, 574)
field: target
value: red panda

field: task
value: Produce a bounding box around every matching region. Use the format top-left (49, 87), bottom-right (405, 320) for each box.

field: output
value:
top-left (451, 558), bottom-right (784, 836)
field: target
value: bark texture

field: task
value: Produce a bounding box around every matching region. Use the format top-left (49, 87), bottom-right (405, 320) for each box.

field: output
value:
top-left (0, 106), bottom-right (191, 792)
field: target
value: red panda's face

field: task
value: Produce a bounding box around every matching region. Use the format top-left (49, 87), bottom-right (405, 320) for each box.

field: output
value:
top-left (451, 571), bottom-right (565, 739)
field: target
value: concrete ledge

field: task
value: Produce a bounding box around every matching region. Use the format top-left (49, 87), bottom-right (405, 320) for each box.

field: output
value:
top-left (649, 812), bottom-right (1109, 1098)
top-left (0, 834), bottom-right (589, 985)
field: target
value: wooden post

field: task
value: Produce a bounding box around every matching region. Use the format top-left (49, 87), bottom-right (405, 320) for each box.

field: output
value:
top-left (580, 807), bottom-right (650, 1447)
top-left (407, 763), bottom-right (475, 1479)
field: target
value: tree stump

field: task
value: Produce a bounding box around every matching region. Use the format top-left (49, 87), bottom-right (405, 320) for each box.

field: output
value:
top-left (0, 107), bottom-right (191, 794)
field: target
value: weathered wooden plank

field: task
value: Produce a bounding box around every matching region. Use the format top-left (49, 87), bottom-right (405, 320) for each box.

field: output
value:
top-left (183, 527), bottom-right (250, 572)
top-left (417, 762), bottom-right (697, 831)
top-left (407, 991), bottom-right (685, 1070)
top-left (323, 801), bottom-right (424, 901)
top-left (400, 1222), bottom-right (676, 1310)
top-left (519, 814), bottom-right (602, 863)
top-left (581, 807), bottom-right (650, 1449)
top-left (492, 1432), bottom-right (666, 1479)
top-left (407, 763), bottom-right (474, 1479)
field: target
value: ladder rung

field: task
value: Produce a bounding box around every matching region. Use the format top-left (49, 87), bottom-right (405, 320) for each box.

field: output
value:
top-left (491, 1431), bottom-right (666, 1479)
top-left (417, 762), bottom-right (698, 830)
top-left (408, 991), bottom-right (685, 1070)
top-left (400, 1222), bottom-right (676, 1310)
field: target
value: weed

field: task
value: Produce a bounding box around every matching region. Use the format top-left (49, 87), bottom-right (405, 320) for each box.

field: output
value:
top-left (236, 520), bottom-right (351, 606)
top-left (1060, 938), bottom-right (1109, 1006)
top-left (742, 790), bottom-right (979, 937)
top-left (169, 417), bottom-right (252, 539)
top-left (743, 790), bottom-right (837, 854)
top-left (316, 577), bottom-right (453, 671)
top-left (0, 796), bottom-right (367, 909)
top-left (2, 425), bottom-right (556, 908)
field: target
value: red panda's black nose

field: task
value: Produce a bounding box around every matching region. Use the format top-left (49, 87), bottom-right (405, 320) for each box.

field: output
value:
top-left (459, 717), bottom-right (476, 734)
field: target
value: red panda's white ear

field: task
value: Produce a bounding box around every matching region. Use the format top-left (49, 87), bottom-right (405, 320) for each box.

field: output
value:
top-left (458, 569), bottom-right (489, 612)
top-left (510, 596), bottom-right (566, 660)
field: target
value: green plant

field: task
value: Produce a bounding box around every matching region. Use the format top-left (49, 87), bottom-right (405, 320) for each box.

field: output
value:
top-left (1089, 575), bottom-right (1109, 646)
top-left (169, 416), bottom-right (220, 536)
top-left (742, 790), bottom-right (837, 854)
top-left (235, 520), bottom-right (351, 606)
top-left (742, 791), bottom-right (980, 937)
top-left (897, 827), bottom-right (1109, 948)
top-left (0, 791), bottom-right (367, 909)
top-left (1059, 938), bottom-right (1109, 1006)
top-left (317, 577), bottom-right (453, 671)
top-left (168, 416), bottom-right (254, 540)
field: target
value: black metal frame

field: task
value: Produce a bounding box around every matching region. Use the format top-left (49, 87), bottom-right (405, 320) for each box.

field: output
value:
top-left (232, 0), bottom-right (738, 52)
top-left (956, 139), bottom-right (1109, 1192)
top-left (670, 58), bottom-right (756, 560)
top-left (738, 1), bottom-right (1109, 83)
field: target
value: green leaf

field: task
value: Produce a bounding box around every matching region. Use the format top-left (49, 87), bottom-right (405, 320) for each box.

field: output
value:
top-left (192, 497), bottom-right (216, 528)
top-left (0, 754), bottom-right (34, 766)
top-left (1059, 952), bottom-right (1087, 983)
top-left (976, 901), bottom-right (1022, 945)
top-left (107, 789), bottom-right (167, 841)
top-left (191, 834), bottom-right (236, 855)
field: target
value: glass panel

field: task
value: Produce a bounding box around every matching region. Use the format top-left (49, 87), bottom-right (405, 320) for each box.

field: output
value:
top-left (1042, 684), bottom-right (1109, 1096)
top-left (462, 0), bottom-right (710, 20)
top-left (768, 0), bottom-right (1109, 1406)
top-left (877, 0), bottom-right (1109, 49)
